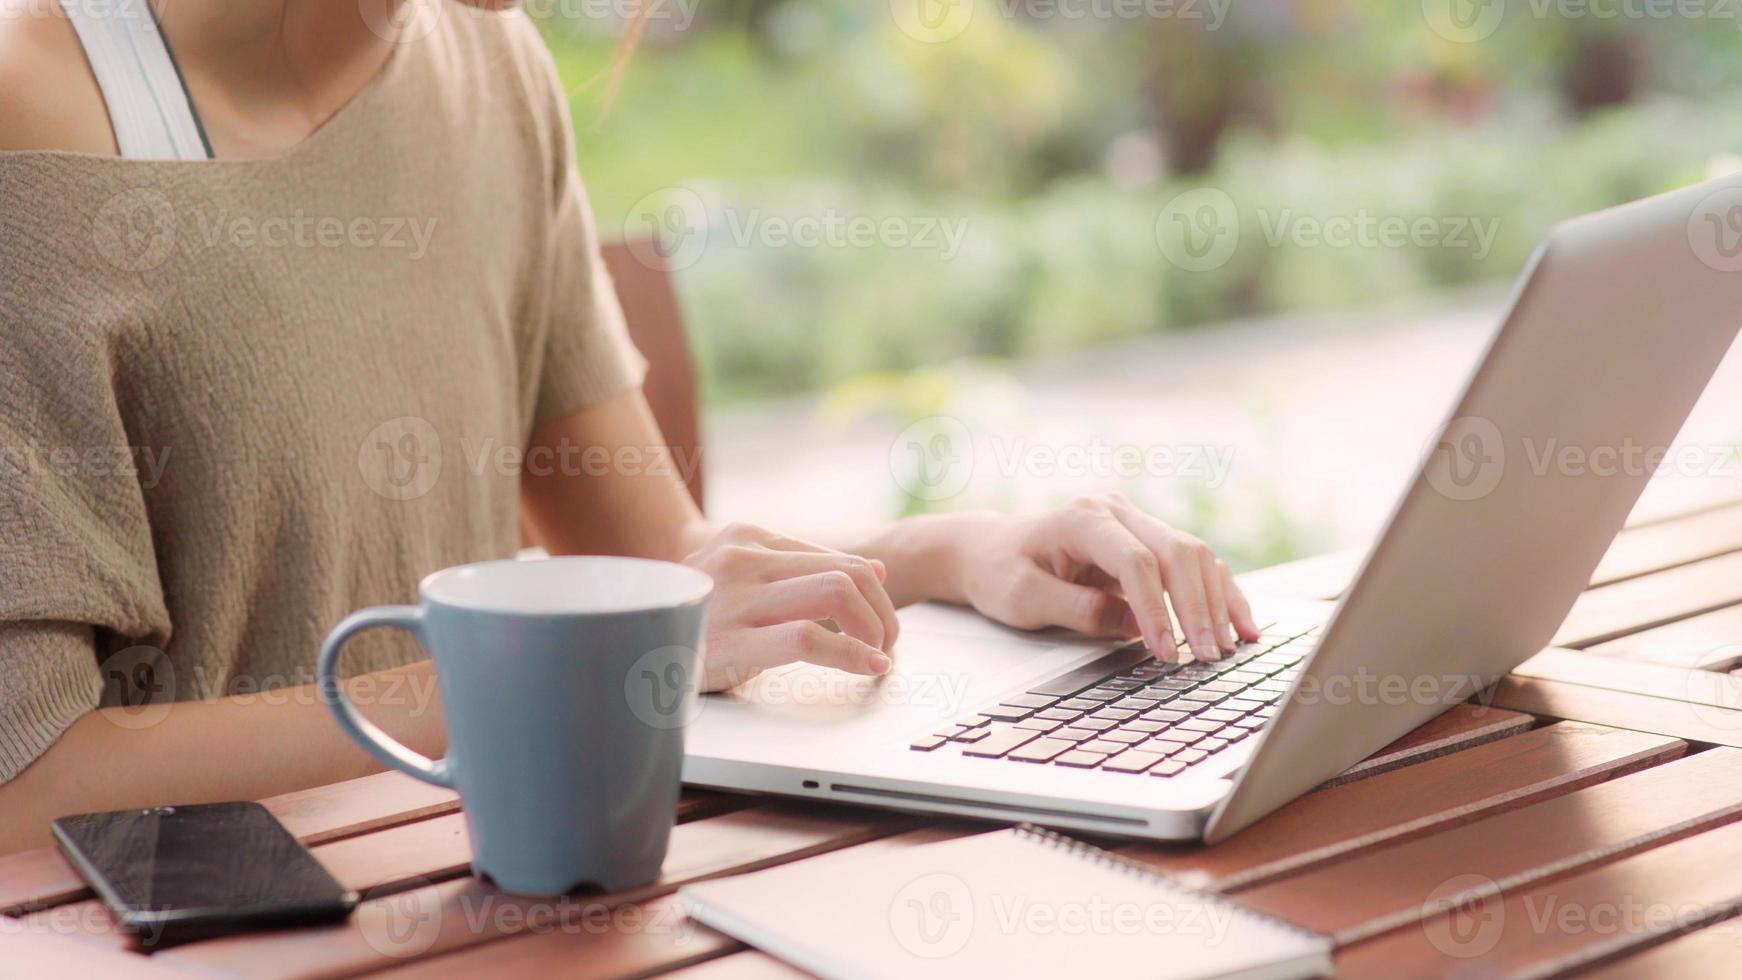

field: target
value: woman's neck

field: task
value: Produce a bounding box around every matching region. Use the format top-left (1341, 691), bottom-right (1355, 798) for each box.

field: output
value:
top-left (153, 0), bottom-right (405, 159)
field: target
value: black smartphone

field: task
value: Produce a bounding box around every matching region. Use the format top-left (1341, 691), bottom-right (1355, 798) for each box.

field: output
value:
top-left (51, 801), bottom-right (357, 947)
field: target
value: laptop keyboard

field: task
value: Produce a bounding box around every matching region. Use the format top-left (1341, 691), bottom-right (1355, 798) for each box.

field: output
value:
top-left (910, 625), bottom-right (1318, 778)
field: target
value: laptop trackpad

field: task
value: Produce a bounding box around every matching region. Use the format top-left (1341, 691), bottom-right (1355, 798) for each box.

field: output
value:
top-left (703, 604), bottom-right (1086, 733)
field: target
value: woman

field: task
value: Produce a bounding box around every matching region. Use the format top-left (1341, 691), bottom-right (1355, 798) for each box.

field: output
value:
top-left (0, 0), bottom-right (1257, 852)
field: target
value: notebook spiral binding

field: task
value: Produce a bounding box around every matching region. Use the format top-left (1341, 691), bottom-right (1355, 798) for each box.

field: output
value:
top-left (1011, 824), bottom-right (1330, 944)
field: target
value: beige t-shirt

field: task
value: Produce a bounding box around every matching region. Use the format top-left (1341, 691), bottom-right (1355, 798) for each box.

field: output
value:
top-left (0, 5), bottom-right (646, 781)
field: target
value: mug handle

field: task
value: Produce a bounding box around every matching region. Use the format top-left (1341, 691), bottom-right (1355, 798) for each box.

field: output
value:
top-left (317, 606), bottom-right (454, 789)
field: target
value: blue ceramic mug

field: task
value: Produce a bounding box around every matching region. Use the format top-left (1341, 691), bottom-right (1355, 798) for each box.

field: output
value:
top-left (317, 556), bottom-right (711, 894)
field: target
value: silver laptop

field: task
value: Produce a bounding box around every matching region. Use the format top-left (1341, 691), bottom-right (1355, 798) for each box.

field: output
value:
top-left (681, 173), bottom-right (1742, 843)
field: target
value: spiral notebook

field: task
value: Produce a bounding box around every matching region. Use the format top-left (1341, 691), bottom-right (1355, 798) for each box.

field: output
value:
top-left (679, 825), bottom-right (1332, 980)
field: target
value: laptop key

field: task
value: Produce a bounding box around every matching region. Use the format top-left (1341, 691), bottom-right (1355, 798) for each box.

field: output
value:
top-left (1149, 760), bottom-right (1188, 777)
top-left (1152, 730), bottom-right (1202, 746)
top-left (1113, 695), bottom-right (1161, 711)
top-left (933, 725), bottom-right (966, 739)
top-left (1053, 750), bottom-right (1107, 768)
top-left (1077, 687), bottom-right (1125, 702)
top-left (1078, 739), bottom-right (1128, 756)
top-left (979, 704), bottom-right (1033, 721)
top-left (958, 715), bottom-right (991, 729)
top-left (1232, 717), bottom-right (1266, 731)
top-left (1177, 719), bottom-right (1223, 734)
top-left (1198, 736), bottom-right (1231, 754)
top-left (1100, 729), bottom-right (1148, 744)
top-left (1198, 709), bottom-right (1243, 724)
top-left (1075, 717), bottom-right (1118, 732)
top-left (1052, 728), bottom-right (1095, 742)
top-left (910, 735), bottom-right (947, 751)
top-left (1173, 748), bottom-right (1209, 765)
top-left (1026, 642), bottom-right (1153, 697)
top-left (1035, 707), bottom-right (1083, 722)
top-left (1000, 693), bottom-right (1060, 710)
top-left (1124, 719), bottom-right (1167, 733)
top-left (1090, 708), bottom-right (1137, 722)
top-left (1056, 698), bottom-right (1101, 711)
top-left (962, 728), bottom-right (1038, 758)
top-left (950, 728), bottom-right (990, 743)
top-left (1223, 698), bottom-right (1266, 714)
top-left (1143, 708), bottom-right (1191, 724)
top-left (1102, 750), bottom-right (1167, 774)
top-left (1013, 717), bottom-right (1061, 733)
top-left (1009, 738), bottom-right (1075, 762)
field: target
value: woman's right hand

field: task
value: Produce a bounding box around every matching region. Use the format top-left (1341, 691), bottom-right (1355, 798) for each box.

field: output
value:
top-left (684, 523), bottom-right (900, 692)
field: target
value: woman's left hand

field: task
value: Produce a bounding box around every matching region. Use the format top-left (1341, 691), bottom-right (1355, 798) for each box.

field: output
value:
top-left (947, 494), bottom-right (1260, 663)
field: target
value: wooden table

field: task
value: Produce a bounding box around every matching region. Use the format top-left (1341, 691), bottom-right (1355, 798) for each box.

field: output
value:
top-left (10, 498), bottom-right (1742, 978)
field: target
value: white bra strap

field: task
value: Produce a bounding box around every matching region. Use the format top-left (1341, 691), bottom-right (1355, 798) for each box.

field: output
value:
top-left (59, 0), bottom-right (211, 160)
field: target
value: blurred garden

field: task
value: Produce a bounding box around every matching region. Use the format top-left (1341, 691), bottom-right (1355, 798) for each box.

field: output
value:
top-left (535, 1), bottom-right (1742, 565)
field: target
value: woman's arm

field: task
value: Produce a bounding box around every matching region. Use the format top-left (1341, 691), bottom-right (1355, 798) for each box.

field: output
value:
top-left (0, 661), bottom-right (443, 854)
top-left (521, 388), bottom-right (1260, 684)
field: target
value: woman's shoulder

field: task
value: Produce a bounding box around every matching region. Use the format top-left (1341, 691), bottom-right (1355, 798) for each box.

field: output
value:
top-left (0, 7), bottom-right (118, 154)
top-left (438, 3), bottom-right (570, 113)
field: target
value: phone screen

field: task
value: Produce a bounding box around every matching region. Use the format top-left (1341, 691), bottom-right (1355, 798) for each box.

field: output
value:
top-left (53, 802), bottom-right (355, 942)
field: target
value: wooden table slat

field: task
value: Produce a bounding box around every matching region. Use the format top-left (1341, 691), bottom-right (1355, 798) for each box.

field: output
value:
top-left (1514, 649), bottom-right (1742, 710)
top-left (1234, 747), bottom-right (1742, 944)
top-left (1332, 818), bottom-right (1742, 978)
top-left (1318, 703), bottom-right (1533, 790)
top-left (0, 930), bottom-right (186, 976)
top-left (1492, 676), bottom-right (1742, 748)
top-left (375, 825), bottom-right (982, 979)
top-left (660, 950), bottom-right (810, 980)
top-left (1554, 551), bottom-right (1742, 649)
top-left (0, 781), bottom-right (742, 923)
top-left (1115, 722), bottom-right (1683, 891)
top-left (1238, 500), bottom-right (1742, 605)
top-left (154, 804), bottom-right (917, 977)
top-left (0, 770), bottom-right (460, 916)
top-left (1587, 603), bottom-right (1742, 669)
top-left (1579, 918), bottom-right (1742, 979)
top-left (1588, 503), bottom-right (1742, 588)
top-left (364, 896), bottom-right (740, 980)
